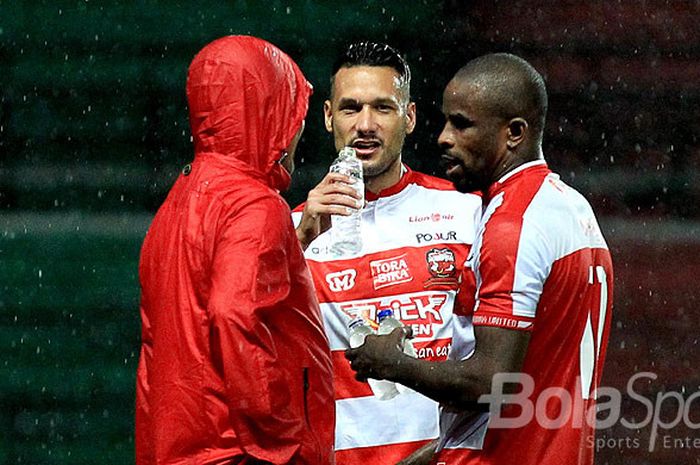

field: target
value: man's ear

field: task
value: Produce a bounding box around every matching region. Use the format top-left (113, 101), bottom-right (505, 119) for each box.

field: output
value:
top-left (405, 101), bottom-right (417, 135)
top-left (506, 118), bottom-right (527, 150)
top-left (323, 100), bottom-right (333, 133)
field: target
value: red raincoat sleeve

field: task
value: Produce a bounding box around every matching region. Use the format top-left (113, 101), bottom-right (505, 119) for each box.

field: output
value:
top-left (207, 195), bottom-right (303, 464)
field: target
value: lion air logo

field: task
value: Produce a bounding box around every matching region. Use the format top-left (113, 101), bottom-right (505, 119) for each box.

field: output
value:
top-left (409, 213), bottom-right (455, 223)
top-left (325, 269), bottom-right (357, 292)
top-left (425, 248), bottom-right (458, 288)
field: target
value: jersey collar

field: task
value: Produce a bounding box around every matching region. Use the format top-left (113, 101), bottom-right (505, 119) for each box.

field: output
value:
top-left (365, 164), bottom-right (414, 201)
top-left (487, 159), bottom-right (549, 199)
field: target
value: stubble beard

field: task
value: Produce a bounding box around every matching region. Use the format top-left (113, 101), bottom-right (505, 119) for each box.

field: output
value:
top-left (368, 127), bottom-right (407, 176)
top-left (362, 145), bottom-right (404, 182)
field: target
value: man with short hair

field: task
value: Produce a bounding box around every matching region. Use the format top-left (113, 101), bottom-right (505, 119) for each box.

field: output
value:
top-left (347, 53), bottom-right (614, 465)
top-left (292, 42), bottom-right (482, 464)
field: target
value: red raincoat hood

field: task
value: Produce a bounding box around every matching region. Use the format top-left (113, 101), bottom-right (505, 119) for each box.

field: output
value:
top-left (186, 35), bottom-right (313, 192)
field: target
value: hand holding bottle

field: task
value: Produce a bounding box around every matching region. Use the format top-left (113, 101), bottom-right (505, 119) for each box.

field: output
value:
top-left (347, 317), bottom-right (400, 400)
top-left (329, 147), bottom-right (364, 256)
top-left (295, 169), bottom-right (362, 250)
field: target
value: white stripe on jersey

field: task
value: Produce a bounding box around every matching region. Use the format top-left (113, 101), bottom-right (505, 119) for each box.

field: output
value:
top-left (447, 314), bottom-right (476, 361)
top-left (579, 313), bottom-right (595, 399)
top-left (335, 391), bottom-right (440, 450)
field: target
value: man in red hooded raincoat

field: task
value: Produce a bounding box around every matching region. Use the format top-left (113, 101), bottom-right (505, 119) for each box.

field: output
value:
top-left (136, 36), bottom-right (335, 465)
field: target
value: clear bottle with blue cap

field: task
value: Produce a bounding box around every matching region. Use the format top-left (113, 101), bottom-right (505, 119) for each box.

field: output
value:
top-left (347, 316), bottom-right (399, 400)
top-left (377, 309), bottom-right (417, 357)
top-left (348, 316), bottom-right (374, 349)
top-left (377, 309), bottom-right (417, 394)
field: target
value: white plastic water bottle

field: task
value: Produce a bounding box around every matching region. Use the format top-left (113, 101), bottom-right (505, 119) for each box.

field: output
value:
top-left (377, 309), bottom-right (417, 357)
top-left (347, 316), bottom-right (399, 401)
top-left (329, 147), bottom-right (364, 256)
top-left (348, 316), bottom-right (374, 349)
top-left (377, 309), bottom-right (416, 395)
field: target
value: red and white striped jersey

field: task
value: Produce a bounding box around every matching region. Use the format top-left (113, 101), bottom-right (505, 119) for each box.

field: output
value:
top-left (436, 160), bottom-right (614, 465)
top-left (292, 166), bottom-right (482, 465)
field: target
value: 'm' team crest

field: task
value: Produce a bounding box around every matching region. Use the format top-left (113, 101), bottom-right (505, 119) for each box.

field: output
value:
top-left (424, 248), bottom-right (458, 288)
top-left (326, 269), bottom-right (357, 292)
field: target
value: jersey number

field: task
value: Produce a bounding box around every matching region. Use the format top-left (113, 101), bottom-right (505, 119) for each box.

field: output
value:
top-left (579, 265), bottom-right (608, 399)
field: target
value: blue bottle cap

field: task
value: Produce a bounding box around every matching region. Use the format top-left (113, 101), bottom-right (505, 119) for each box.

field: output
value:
top-left (377, 309), bottom-right (394, 322)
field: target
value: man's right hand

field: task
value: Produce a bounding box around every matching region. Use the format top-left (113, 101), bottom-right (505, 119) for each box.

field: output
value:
top-left (295, 172), bottom-right (362, 250)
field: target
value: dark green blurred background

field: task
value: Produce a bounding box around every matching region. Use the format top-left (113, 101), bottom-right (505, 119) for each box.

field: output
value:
top-left (1, 1), bottom-right (698, 464)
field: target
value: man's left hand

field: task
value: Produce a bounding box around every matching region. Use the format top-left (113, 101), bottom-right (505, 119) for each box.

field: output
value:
top-left (345, 327), bottom-right (410, 381)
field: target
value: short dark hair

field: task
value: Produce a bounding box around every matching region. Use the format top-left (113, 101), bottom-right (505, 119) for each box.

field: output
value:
top-left (330, 41), bottom-right (411, 101)
top-left (456, 53), bottom-right (548, 144)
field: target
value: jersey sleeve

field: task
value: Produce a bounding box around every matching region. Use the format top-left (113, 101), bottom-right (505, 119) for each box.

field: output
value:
top-left (454, 264), bottom-right (477, 317)
top-left (472, 214), bottom-right (550, 331)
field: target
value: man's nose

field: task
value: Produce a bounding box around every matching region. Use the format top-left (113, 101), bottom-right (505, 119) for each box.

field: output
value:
top-left (437, 125), bottom-right (453, 148)
top-left (355, 106), bottom-right (376, 133)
